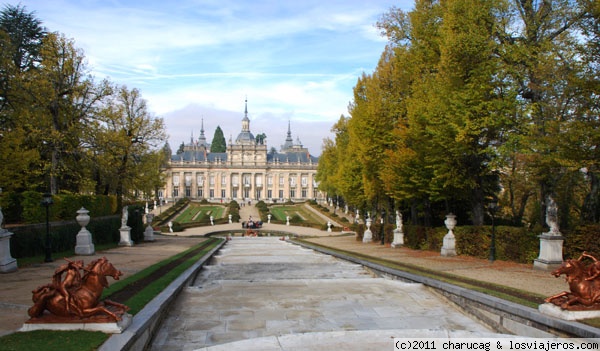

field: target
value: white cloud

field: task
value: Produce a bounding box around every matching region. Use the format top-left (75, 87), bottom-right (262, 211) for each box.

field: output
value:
top-left (17, 0), bottom-right (414, 155)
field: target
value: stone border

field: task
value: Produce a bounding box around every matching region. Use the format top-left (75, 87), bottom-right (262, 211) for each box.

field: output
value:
top-left (293, 240), bottom-right (600, 339)
top-left (97, 239), bottom-right (226, 351)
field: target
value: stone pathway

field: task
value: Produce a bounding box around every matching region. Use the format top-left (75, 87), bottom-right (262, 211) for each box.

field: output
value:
top-left (149, 237), bottom-right (495, 351)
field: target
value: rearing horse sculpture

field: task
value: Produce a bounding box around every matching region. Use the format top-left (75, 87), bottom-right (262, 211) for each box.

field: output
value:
top-left (28, 257), bottom-right (129, 321)
top-left (545, 252), bottom-right (600, 310)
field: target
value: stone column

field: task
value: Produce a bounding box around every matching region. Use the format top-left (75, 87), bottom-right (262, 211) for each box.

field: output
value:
top-left (441, 213), bottom-right (457, 256)
top-left (0, 209), bottom-right (17, 272)
top-left (74, 207), bottom-right (95, 255)
top-left (391, 211), bottom-right (404, 248)
top-left (534, 196), bottom-right (564, 270)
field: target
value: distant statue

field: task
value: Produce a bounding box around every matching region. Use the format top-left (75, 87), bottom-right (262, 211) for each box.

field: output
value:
top-left (121, 206), bottom-right (128, 228)
top-left (546, 196), bottom-right (560, 234)
top-left (545, 252), bottom-right (600, 310)
top-left (0, 207), bottom-right (4, 228)
top-left (28, 257), bottom-right (129, 321)
top-left (396, 211), bottom-right (403, 231)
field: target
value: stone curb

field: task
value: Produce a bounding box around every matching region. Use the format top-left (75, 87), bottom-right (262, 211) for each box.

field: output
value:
top-left (293, 240), bottom-right (600, 339)
top-left (98, 239), bottom-right (226, 351)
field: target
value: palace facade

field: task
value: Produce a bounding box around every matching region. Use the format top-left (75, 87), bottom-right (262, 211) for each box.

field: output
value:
top-left (161, 101), bottom-right (323, 203)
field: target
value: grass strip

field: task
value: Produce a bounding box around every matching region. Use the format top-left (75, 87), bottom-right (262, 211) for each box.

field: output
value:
top-left (120, 239), bottom-right (222, 314)
top-left (0, 238), bottom-right (223, 351)
top-left (101, 238), bottom-right (217, 299)
top-left (0, 330), bottom-right (107, 351)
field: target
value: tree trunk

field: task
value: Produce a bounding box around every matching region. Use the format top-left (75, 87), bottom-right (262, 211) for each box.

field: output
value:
top-left (582, 171), bottom-right (600, 224)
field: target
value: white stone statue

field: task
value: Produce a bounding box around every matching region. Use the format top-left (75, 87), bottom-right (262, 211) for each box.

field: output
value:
top-left (395, 210), bottom-right (402, 230)
top-left (121, 206), bottom-right (128, 228)
top-left (546, 196), bottom-right (560, 235)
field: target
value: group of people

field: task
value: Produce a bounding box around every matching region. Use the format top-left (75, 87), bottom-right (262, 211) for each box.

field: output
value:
top-left (242, 216), bottom-right (263, 229)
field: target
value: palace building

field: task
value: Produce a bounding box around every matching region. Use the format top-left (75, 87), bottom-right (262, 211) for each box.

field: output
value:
top-left (161, 101), bottom-right (322, 203)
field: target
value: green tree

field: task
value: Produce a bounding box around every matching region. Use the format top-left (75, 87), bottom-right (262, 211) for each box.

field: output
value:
top-left (91, 85), bottom-right (166, 210)
top-left (0, 5), bottom-right (45, 193)
top-left (496, 0), bottom-right (594, 225)
top-left (0, 4), bottom-right (45, 72)
top-left (22, 33), bottom-right (112, 194)
top-left (210, 125), bottom-right (226, 152)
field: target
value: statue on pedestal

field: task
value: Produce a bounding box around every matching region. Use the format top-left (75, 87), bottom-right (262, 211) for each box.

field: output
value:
top-left (28, 257), bottom-right (129, 321)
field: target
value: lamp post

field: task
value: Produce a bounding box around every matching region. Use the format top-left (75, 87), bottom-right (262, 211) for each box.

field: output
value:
top-left (488, 200), bottom-right (498, 262)
top-left (380, 209), bottom-right (386, 245)
top-left (41, 193), bottom-right (53, 262)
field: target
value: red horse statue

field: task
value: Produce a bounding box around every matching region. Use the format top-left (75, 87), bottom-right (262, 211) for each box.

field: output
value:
top-left (545, 252), bottom-right (600, 310)
top-left (28, 257), bottom-right (129, 321)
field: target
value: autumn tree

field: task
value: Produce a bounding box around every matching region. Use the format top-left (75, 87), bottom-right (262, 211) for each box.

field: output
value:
top-left (91, 85), bottom-right (166, 210)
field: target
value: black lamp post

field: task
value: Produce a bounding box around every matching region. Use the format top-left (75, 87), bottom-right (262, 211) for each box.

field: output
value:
top-left (380, 209), bottom-right (386, 245)
top-left (41, 193), bottom-right (53, 262)
top-left (488, 200), bottom-right (498, 262)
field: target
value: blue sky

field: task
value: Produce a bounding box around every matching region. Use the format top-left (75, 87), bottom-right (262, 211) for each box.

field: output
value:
top-left (15, 0), bottom-right (413, 155)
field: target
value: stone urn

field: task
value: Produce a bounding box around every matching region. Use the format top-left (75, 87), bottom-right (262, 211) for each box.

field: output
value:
top-left (444, 214), bottom-right (457, 234)
top-left (75, 207), bottom-right (95, 255)
top-left (441, 213), bottom-right (457, 256)
top-left (76, 207), bottom-right (90, 228)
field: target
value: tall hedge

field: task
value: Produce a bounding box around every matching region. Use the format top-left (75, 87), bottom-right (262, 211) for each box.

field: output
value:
top-left (1, 191), bottom-right (116, 224)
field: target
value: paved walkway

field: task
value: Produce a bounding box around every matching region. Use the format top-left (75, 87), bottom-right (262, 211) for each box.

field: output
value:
top-left (149, 237), bottom-right (497, 351)
top-left (0, 202), bottom-right (570, 343)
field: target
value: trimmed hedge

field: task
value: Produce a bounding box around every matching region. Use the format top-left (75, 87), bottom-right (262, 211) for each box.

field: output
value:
top-left (1, 191), bottom-right (116, 224)
top-left (8, 205), bottom-right (145, 259)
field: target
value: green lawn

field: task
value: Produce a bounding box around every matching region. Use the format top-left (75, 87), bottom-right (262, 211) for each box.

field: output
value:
top-left (175, 204), bottom-right (225, 224)
top-left (269, 205), bottom-right (326, 225)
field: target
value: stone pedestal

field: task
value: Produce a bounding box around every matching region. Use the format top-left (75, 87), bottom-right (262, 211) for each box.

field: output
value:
top-left (0, 229), bottom-right (17, 273)
top-left (362, 218), bottom-right (373, 243)
top-left (539, 303), bottom-right (600, 320)
top-left (144, 213), bottom-right (155, 242)
top-left (534, 233), bottom-right (564, 270)
top-left (74, 208), bottom-right (95, 255)
top-left (391, 228), bottom-right (404, 248)
top-left (21, 313), bottom-right (132, 333)
top-left (144, 225), bottom-right (155, 242)
top-left (119, 226), bottom-right (133, 246)
top-left (441, 214), bottom-right (457, 257)
top-left (362, 229), bottom-right (372, 243)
